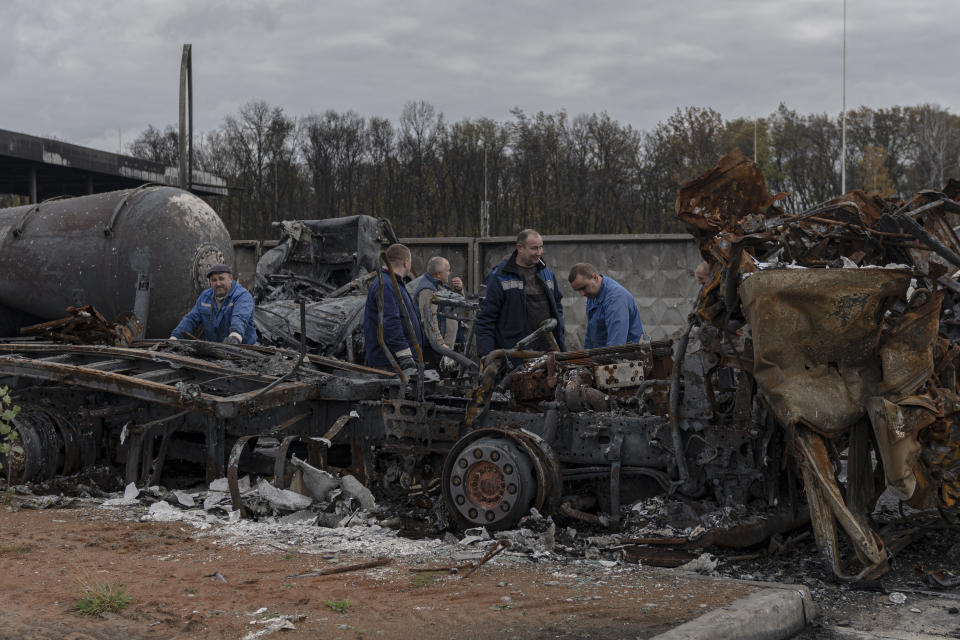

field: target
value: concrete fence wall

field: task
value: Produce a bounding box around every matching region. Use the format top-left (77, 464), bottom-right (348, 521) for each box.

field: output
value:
top-left (233, 234), bottom-right (702, 348)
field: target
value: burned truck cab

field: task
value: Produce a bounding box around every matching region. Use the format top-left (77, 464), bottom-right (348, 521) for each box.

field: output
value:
top-left (340, 333), bottom-right (784, 533)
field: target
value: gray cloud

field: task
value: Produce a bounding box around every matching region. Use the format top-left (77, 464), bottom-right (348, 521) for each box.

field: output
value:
top-left (3, 0), bottom-right (958, 151)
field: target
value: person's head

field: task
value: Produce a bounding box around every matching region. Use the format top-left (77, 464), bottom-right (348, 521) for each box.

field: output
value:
top-left (385, 243), bottom-right (412, 277)
top-left (695, 261), bottom-right (711, 285)
top-left (206, 264), bottom-right (234, 297)
top-left (568, 263), bottom-right (603, 298)
top-left (426, 256), bottom-right (451, 285)
top-left (516, 229), bottom-right (543, 267)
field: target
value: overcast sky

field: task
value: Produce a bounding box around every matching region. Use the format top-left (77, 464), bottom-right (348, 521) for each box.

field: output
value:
top-left (2, 0), bottom-right (956, 154)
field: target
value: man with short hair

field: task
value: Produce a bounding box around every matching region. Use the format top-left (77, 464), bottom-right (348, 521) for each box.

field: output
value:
top-left (568, 262), bottom-right (644, 349)
top-left (407, 256), bottom-right (460, 365)
top-left (476, 229), bottom-right (565, 355)
top-left (363, 243), bottom-right (424, 372)
top-left (170, 264), bottom-right (257, 344)
top-left (695, 261), bottom-right (712, 286)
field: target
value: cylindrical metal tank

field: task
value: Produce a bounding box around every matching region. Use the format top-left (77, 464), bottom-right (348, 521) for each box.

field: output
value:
top-left (0, 186), bottom-right (233, 338)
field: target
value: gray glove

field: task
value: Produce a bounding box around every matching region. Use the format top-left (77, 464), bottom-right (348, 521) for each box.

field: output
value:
top-left (440, 355), bottom-right (458, 374)
top-left (397, 355), bottom-right (417, 374)
top-left (224, 332), bottom-right (242, 346)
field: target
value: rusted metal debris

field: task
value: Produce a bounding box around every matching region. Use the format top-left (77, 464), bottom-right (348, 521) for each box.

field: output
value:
top-left (677, 148), bottom-right (960, 580)
top-left (19, 305), bottom-right (142, 346)
top-left (286, 557), bottom-right (392, 579)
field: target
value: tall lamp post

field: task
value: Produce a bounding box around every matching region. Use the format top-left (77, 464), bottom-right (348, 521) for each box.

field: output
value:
top-left (480, 139), bottom-right (490, 237)
top-left (841, 0), bottom-right (847, 194)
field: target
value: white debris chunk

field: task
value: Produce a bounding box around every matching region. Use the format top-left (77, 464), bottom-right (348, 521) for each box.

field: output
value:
top-left (203, 491), bottom-right (227, 511)
top-left (147, 500), bottom-right (181, 520)
top-left (173, 490), bottom-right (195, 507)
top-left (340, 474), bottom-right (376, 510)
top-left (677, 553), bottom-right (718, 574)
top-left (209, 475), bottom-right (251, 493)
top-left (100, 482), bottom-right (141, 507)
top-left (288, 455), bottom-right (339, 500)
top-left (256, 477), bottom-right (313, 511)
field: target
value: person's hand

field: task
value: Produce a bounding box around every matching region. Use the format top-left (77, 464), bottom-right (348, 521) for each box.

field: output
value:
top-left (168, 336), bottom-right (178, 341)
top-left (450, 277), bottom-right (463, 293)
top-left (224, 332), bottom-right (242, 345)
top-left (440, 355), bottom-right (458, 374)
top-left (396, 348), bottom-right (418, 375)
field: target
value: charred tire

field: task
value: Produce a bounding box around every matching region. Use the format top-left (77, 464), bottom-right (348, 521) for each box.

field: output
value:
top-left (3, 405), bottom-right (90, 483)
top-left (442, 428), bottom-right (561, 531)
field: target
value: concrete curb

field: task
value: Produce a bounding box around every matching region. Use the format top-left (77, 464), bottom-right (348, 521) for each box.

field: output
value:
top-left (649, 583), bottom-right (815, 640)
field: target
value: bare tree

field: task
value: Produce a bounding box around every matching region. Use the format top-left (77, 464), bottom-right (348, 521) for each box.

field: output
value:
top-left (128, 125), bottom-right (179, 165)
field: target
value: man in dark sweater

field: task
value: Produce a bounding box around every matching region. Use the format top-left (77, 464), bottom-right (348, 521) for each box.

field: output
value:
top-left (476, 229), bottom-right (566, 355)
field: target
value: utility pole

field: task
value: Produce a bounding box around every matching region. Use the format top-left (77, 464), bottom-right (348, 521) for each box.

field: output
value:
top-left (480, 140), bottom-right (490, 237)
top-left (179, 44), bottom-right (193, 192)
top-left (840, 0), bottom-right (847, 194)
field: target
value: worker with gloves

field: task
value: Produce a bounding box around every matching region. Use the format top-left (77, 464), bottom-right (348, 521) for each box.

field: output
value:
top-left (406, 255), bottom-right (462, 370)
top-left (363, 243), bottom-right (425, 373)
top-left (170, 263), bottom-right (257, 345)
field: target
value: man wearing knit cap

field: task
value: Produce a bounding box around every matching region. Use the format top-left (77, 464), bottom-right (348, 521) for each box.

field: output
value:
top-left (170, 264), bottom-right (257, 345)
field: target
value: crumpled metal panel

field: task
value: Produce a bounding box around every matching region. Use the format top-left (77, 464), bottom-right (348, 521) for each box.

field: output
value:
top-left (740, 268), bottom-right (910, 436)
top-left (866, 397), bottom-right (928, 500)
top-left (796, 429), bottom-right (889, 580)
top-left (675, 149), bottom-right (786, 234)
top-left (878, 291), bottom-right (942, 396)
top-left (254, 295), bottom-right (365, 356)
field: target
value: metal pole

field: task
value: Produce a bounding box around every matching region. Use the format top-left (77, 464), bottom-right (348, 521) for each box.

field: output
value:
top-left (840, 0), bottom-right (847, 194)
top-left (179, 44), bottom-right (192, 191)
top-left (28, 166), bottom-right (37, 204)
top-left (480, 141), bottom-right (490, 237)
top-left (484, 144), bottom-right (489, 236)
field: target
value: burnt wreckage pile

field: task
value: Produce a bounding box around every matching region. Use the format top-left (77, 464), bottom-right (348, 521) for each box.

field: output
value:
top-left (0, 158), bottom-right (958, 581)
top-left (677, 149), bottom-right (960, 580)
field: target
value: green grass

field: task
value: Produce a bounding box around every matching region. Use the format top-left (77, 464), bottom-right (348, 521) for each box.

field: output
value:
top-left (411, 571), bottom-right (445, 588)
top-left (325, 598), bottom-right (351, 614)
top-left (73, 582), bottom-right (132, 617)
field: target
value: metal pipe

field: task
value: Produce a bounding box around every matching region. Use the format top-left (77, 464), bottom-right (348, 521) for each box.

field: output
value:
top-left (514, 318), bottom-right (557, 351)
top-left (249, 300), bottom-right (307, 401)
top-left (423, 295), bottom-right (476, 371)
top-left (375, 267), bottom-right (406, 388)
top-left (668, 321), bottom-right (693, 486)
top-left (897, 209), bottom-right (960, 268)
top-left (381, 253), bottom-right (425, 402)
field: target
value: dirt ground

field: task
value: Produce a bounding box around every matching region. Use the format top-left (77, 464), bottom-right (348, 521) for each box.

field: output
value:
top-left (0, 502), bottom-right (758, 640)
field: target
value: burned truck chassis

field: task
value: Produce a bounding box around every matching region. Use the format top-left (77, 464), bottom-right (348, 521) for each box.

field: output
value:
top-left (1, 335), bottom-right (795, 544)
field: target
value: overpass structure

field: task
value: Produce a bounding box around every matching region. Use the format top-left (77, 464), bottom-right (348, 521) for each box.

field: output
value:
top-left (0, 127), bottom-right (227, 202)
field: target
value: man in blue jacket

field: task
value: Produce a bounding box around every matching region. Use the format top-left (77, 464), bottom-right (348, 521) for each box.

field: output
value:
top-left (363, 243), bottom-right (424, 371)
top-left (568, 262), bottom-right (644, 349)
top-left (476, 229), bottom-right (566, 356)
top-left (170, 264), bottom-right (257, 344)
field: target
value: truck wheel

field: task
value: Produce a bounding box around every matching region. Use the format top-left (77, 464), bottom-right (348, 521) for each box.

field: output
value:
top-left (442, 428), bottom-right (560, 531)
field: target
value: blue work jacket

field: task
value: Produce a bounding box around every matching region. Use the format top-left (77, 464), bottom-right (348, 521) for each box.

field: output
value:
top-left (584, 275), bottom-right (644, 349)
top-left (364, 268), bottom-right (425, 367)
top-left (171, 282), bottom-right (257, 344)
top-left (475, 251), bottom-right (566, 356)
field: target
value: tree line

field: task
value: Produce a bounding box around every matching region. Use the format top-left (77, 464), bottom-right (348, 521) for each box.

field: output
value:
top-left (128, 101), bottom-right (960, 240)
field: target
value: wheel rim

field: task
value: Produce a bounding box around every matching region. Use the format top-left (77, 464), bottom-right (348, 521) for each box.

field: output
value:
top-left (446, 436), bottom-right (535, 528)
